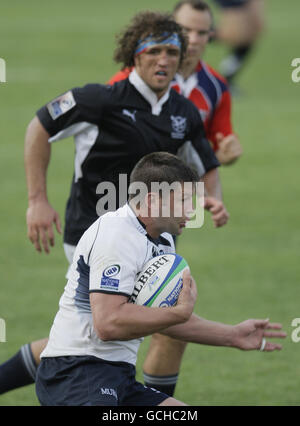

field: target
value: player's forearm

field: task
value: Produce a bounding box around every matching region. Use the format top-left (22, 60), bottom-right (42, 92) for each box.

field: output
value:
top-left (161, 313), bottom-right (235, 348)
top-left (202, 167), bottom-right (223, 201)
top-left (95, 302), bottom-right (190, 342)
top-left (24, 116), bottom-right (51, 203)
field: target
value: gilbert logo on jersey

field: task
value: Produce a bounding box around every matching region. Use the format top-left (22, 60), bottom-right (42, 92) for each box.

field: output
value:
top-left (170, 115), bottom-right (187, 139)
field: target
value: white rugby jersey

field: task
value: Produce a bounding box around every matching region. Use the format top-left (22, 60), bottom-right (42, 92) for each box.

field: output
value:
top-left (41, 204), bottom-right (175, 366)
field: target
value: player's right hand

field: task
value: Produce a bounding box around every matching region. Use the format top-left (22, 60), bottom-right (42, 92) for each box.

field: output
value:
top-left (215, 133), bottom-right (243, 165)
top-left (26, 200), bottom-right (62, 254)
top-left (176, 270), bottom-right (197, 322)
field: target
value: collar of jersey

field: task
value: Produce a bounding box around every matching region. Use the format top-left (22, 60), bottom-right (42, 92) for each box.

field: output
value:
top-left (129, 69), bottom-right (171, 116)
top-left (173, 61), bottom-right (203, 97)
top-left (125, 203), bottom-right (170, 247)
top-left (125, 203), bottom-right (148, 236)
top-left (173, 72), bottom-right (198, 98)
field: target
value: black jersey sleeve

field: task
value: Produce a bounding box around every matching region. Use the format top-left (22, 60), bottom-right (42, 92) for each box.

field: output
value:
top-left (36, 83), bottom-right (112, 137)
top-left (177, 103), bottom-right (220, 176)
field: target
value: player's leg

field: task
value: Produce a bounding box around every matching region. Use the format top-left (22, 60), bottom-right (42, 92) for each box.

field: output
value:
top-left (217, 0), bottom-right (265, 87)
top-left (217, 3), bottom-right (251, 47)
top-left (30, 338), bottom-right (48, 365)
top-left (158, 397), bottom-right (187, 406)
top-left (0, 339), bottom-right (46, 394)
top-left (0, 244), bottom-right (76, 395)
top-left (143, 333), bottom-right (187, 397)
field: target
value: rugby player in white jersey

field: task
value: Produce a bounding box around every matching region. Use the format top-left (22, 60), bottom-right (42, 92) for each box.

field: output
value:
top-left (0, 11), bottom-right (229, 397)
top-left (35, 152), bottom-right (285, 406)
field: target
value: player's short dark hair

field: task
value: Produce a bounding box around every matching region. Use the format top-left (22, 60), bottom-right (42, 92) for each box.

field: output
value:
top-left (173, 0), bottom-right (213, 21)
top-left (114, 11), bottom-right (188, 68)
top-left (129, 152), bottom-right (199, 199)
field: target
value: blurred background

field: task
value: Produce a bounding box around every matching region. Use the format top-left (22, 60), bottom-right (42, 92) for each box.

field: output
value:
top-left (0, 0), bottom-right (299, 405)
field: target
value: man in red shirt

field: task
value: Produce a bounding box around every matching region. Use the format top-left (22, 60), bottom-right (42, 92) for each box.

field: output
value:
top-left (109, 0), bottom-right (242, 166)
top-left (108, 1), bottom-right (242, 397)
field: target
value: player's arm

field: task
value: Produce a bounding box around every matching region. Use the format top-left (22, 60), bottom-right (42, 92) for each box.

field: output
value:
top-left (90, 271), bottom-right (197, 341)
top-left (161, 315), bottom-right (286, 352)
top-left (162, 315), bottom-right (287, 352)
top-left (215, 133), bottom-right (243, 165)
top-left (25, 84), bottom-right (110, 253)
top-left (207, 90), bottom-right (242, 165)
top-left (24, 116), bottom-right (62, 253)
top-left (187, 110), bottom-right (229, 228)
top-left (201, 167), bottom-right (229, 228)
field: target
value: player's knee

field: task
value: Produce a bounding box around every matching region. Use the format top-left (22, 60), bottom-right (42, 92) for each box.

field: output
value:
top-left (252, 17), bottom-right (265, 38)
top-left (158, 397), bottom-right (187, 406)
top-left (247, 0), bottom-right (265, 39)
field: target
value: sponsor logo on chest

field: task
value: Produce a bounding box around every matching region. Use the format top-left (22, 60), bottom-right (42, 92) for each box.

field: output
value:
top-left (122, 109), bottom-right (137, 122)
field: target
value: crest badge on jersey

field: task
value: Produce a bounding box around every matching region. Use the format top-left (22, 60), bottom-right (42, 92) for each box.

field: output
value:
top-left (47, 91), bottom-right (76, 120)
top-left (170, 115), bottom-right (187, 139)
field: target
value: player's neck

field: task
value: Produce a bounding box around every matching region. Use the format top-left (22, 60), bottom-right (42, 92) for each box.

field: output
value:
top-left (129, 201), bottom-right (162, 239)
top-left (179, 58), bottom-right (199, 80)
top-left (138, 215), bottom-right (161, 239)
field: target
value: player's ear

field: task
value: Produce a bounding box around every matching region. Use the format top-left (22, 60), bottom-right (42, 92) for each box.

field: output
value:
top-left (134, 53), bottom-right (141, 69)
top-left (208, 28), bottom-right (216, 43)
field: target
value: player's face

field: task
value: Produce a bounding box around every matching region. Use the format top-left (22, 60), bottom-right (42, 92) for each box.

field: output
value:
top-left (174, 5), bottom-right (212, 67)
top-left (134, 44), bottom-right (181, 99)
top-left (157, 184), bottom-right (195, 236)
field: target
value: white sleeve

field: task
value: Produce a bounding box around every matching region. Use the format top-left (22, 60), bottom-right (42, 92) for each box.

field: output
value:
top-left (48, 121), bottom-right (94, 143)
top-left (88, 217), bottom-right (144, 297)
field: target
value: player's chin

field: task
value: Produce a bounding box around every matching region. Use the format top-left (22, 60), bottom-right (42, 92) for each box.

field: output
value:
top-left (152, 78), bottom-right (171, 91)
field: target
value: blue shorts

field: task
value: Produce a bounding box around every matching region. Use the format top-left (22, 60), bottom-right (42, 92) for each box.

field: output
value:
top-left (213, 0), bottom-right (249, 8)
top-left (36, 356), bottom-right (169, 406)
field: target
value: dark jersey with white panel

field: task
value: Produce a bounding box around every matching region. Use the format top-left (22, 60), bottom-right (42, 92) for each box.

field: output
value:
top-left (37, 73), bottom-right (219, 245)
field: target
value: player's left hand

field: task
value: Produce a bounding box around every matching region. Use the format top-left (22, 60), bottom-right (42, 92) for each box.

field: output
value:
top-left (204, 196), bottom-right (229, 228)
top-left (215, 133), bottom-right (243, 165)
top-left (232, 319), bottom-right (287, 352)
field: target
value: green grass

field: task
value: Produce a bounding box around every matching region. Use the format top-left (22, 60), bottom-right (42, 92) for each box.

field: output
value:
top-left (0, 0), bottom-right (300, 406)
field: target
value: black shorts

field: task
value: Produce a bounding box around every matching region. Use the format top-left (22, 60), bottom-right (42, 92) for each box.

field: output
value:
top-left (36, 356), bottom-right (169, 406)
top-left (213, 0), bottom-right (249, 8)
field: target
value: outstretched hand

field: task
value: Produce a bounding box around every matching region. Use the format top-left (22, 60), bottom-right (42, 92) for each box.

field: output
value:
top-left (232, 319), bottom-right (287, 352)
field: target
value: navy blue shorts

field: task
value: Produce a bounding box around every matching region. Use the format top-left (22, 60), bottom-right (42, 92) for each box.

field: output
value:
top-left (213, 0), bottom-right (249, 8)
top-left (36, 356), bottom-right (169, 406)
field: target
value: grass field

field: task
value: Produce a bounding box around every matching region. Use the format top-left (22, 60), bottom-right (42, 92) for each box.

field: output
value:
top-left (0, 0), bottom-right (300, 406)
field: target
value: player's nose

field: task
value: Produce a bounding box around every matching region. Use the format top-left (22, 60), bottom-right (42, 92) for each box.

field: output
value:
top-left (157, 52), bottom-right (169, 66)
top-left (188, 31), bottom-right (200, 44)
